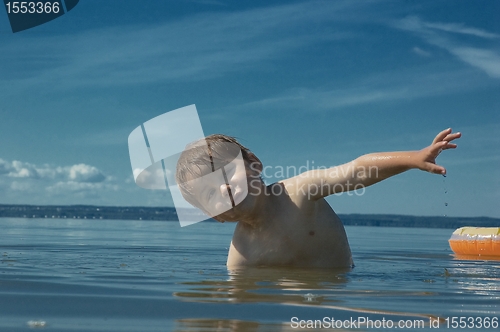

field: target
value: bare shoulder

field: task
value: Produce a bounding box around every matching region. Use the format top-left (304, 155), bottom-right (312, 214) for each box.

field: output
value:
top-left (278, 170), bottom-right (333, 203)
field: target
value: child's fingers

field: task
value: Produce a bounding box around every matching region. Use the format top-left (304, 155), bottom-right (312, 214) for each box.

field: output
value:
top-left (443, 143), bottom-right (457, 150)
top-left (443, 132), bottom-right (461, 142)
top-left (432, 163), bottom-right (446, 175)
top-left (432, 140), bottom-right (449, 154)
top-left (426, 162), bottom-right (446, 175)
top-left (437, 167), bottom-right (446, 175)
top-left (433, 128), bottom-right (452, 144)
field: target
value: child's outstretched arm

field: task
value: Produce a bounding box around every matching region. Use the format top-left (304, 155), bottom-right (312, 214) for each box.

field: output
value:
top-left (299, 128), bottom-right (461, 200)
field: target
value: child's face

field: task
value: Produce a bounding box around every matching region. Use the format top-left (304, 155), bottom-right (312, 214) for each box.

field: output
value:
top-left (212, 159), bottom-right (264, 222)
top-left (180, 147), bottom-right (261, 220)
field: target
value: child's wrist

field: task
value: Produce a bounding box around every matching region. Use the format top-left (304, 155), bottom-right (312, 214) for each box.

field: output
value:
top-left (408, 151), bottom-right (420, 170)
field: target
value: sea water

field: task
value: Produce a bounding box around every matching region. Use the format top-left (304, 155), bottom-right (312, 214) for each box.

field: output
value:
top-left (0, 218), bottom-right (499, 331)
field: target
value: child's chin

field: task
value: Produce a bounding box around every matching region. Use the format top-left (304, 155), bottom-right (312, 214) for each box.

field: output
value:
top-left (215, 191), bottom-right (258, 221)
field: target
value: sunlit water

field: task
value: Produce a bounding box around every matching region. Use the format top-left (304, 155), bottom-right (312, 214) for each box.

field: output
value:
top-left (0, 218), bottom-right (498, 331)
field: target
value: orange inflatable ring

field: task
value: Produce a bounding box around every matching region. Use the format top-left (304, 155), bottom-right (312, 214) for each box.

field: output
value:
top-left (449, 227), bottom-right (500, 256)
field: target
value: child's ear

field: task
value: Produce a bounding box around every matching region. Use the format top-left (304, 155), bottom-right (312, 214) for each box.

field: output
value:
top-left (246, 152), bottom-right (263, 174)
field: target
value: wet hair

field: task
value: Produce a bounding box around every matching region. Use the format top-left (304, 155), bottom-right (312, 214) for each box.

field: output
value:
top-left (175, 134), bottom-right (255, 221)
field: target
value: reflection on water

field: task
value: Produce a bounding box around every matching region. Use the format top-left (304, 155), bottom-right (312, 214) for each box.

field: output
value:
top-left (174, 266), bottom-right (445, 332)
top-left (175, 266), bottom-right (350, 305)
top-left (175, 318), bottom-right (290, 332)
top-left (453, 254), bottom-right (500, 262)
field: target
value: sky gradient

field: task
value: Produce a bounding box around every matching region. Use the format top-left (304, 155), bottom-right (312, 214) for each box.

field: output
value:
top-left (0, 0), bottom-right (498, 217)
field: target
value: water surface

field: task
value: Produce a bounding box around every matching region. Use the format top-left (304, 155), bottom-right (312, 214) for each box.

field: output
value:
top-left (1, 218), bottom-right (499, 331)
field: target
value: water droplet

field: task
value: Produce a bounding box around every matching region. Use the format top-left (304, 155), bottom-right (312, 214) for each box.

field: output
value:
top-left (303, 293), bottom-right (317, 302)
top-left (442, 176), bottom-right (448, 215)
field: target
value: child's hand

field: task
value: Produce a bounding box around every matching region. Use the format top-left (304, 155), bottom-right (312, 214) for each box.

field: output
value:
top-left (415, 128), bottom-right (461, 175)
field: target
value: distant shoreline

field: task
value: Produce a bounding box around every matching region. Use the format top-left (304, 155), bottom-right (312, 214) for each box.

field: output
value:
top-left (0, 204), bottom-right (498, 229)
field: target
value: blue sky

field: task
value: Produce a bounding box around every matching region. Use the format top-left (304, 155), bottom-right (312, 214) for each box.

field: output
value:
top-left (0, 0), bottom-right (498, 217)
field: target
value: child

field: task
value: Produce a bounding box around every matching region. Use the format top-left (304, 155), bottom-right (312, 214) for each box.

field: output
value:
top-left (176, 129), bottom-right (461, 268)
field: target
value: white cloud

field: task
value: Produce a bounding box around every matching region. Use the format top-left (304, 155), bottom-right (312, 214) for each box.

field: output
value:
top-left (68, 164), bottom-right (106, 183)
top-left (0, 1), bottom-right (360, 92)
top-left (9, 160), bottom-right (40, 179)
top-left (0, 158), bottom-right (121, 204)
top-left (393, 16), bottom-right (500, 79)
top-left (0, 158), bottom-right (12, 175)
top-left (412, 47), bottom-right (431, 57)
top-left (230, 66), bottom-right (486, 112)
top-left (424, 22), bottom-right (500, 39)
top-left (450, 47), bottom-right (500, 79)
top-left (0, 159), bottom-right (107, 183)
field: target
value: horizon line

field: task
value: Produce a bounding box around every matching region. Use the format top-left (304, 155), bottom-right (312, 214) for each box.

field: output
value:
top-left (0, 203), bottom-right (498, 220)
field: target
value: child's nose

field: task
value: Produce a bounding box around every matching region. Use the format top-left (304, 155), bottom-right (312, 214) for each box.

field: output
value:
top-left (219, 183), bottom-right (236, 208)
top-left (219, 183), bottom-right (230, 197)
